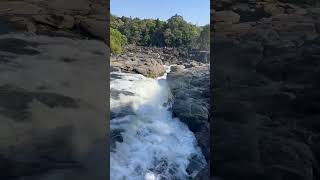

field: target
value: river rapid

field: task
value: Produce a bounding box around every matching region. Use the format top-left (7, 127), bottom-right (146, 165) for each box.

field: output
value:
top-left (110, 66), bottom-right (206, 180)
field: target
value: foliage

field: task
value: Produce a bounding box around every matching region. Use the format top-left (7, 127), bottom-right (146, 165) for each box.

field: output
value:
top-left (111, 14), bottom-right (209, 49)
top-left (197, 24), bottom-right (210, 50)
top-left (110, 27), bottom-right (127, 53)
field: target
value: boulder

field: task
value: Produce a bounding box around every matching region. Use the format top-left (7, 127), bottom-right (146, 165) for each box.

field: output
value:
top-left (171, 65), bottom-right (185, 72)
top-left (213, 11), bottom-right (240, 24)
top-left (111, 50), bottom-right (166, 78)
top-left (79, 18), bottom-right (107, 42)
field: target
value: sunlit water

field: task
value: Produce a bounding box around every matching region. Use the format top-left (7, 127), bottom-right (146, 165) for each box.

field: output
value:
top-left (110, 66), bottom-right (206, 180)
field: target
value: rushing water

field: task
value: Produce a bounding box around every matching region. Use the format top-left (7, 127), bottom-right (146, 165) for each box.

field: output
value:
top-left (110, 67), bottom-right (206, 180)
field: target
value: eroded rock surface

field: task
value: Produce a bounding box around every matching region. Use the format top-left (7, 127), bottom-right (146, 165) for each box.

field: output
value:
top-left (212, 0), bottom-right (320, 180)
top-left (0, 0), bottom-right (108, 42)
top-left (111, 51), bottom-right (166, 78)
top-left (0, 34), bottom-right (108, 180)
top-left (110, 45), bottom-right (209, 77)
top-left (167, 64), bottom-right (210, 179)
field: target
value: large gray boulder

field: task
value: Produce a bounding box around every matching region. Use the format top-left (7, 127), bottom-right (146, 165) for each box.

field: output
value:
top-left (111, 48), bottom-right (166, 78)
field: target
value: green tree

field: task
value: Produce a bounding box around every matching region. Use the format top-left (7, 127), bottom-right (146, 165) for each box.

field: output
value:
top-left (197, 25), bottom-right (210, 50)
top-left (150, 19), bottom-right (165, 46)
top-left (110, 27), bottom-right (127, 53)
top-left (110, 14), bottom-right (124, 29)
top-left (163, 14), bottom-right (200, 48)
top-left (110, 14), bottom-right (204, 49)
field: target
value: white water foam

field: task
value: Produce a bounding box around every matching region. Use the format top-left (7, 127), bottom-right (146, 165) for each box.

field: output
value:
top-left (110, 66), bottom-right (206, 180)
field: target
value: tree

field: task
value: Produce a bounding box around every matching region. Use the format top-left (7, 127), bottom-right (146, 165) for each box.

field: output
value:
top-left (197, 25), bottom-right (210, 50)
top-left (110, 27), bottom-right (127, 53)
top-left (110, 14), bottom-right (206, 49)
top-left (150, 18), bottom-right (165, 46)
top-left (163, 14), bottom-right (200, 48)
top-left (110, 14), bottom-right (124, 29)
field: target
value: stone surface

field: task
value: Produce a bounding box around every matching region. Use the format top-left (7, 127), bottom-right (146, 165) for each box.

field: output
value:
top-left (111, 51), bottom-right (166, 78)
top-left (0, 0), bottom-right (108, 42)
top-left (79, 17), bottom-right (107, 42)
top-left (110, 46), bottom-right (209, 78)
top-left (212, 0), bottom-right (320, 180)
top-left (167, 65), bottom-right (210, 164)
top-left (213, 11), bottom-right (241, 24)
top-left (0, 34), bottom-right (108, 180)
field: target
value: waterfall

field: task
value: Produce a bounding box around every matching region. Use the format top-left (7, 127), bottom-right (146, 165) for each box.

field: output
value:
top-left (110, 66), bottom-right (206, 180)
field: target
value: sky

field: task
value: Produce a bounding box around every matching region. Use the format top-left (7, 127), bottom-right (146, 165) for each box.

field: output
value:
top-left (110, 0), bottom-right (210, 26)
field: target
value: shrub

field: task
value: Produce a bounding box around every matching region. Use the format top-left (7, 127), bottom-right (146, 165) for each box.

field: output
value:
top-left (110, 27), bottom-right (127, 53)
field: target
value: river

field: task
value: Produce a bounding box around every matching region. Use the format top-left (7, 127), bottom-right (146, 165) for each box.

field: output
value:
top-left (110, 66), bottom-right (206, 180)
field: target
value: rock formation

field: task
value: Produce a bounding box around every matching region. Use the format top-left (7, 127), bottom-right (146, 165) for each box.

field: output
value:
top-left (167, 64), bottom-right (210, 179)
top-left (0, 0), bottom-right (107, 42)
top-left (111, 46), bottom-right (166, 78)
top-left (212, 0), bottom-right (320, 180)
top-left (110, 45), bottom-right (210, 77)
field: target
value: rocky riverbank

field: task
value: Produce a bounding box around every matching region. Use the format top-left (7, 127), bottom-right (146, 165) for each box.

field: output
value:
top-left (110, 45), bottom-right (209, 77)
top-left (110, 38), bottom-right (210, 180)
top-left (0, 0), bottom-right (108, 179)
top-left (167, 64), bottom-right (210, 179)
top-left (111, 45), bottom-right (211, 179)
top-left (212, 0), bottom-right (320, 179)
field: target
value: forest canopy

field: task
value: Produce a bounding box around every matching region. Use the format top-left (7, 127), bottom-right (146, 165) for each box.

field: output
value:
top-left (110, 14), bottom-right (209, 53)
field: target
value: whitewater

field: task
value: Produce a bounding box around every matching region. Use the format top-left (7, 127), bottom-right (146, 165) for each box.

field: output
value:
top-left (110, 66), bottom-right (206, 180)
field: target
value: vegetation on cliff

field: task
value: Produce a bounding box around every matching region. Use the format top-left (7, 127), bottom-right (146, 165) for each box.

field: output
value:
top-left (110, 14), bottom-right (209, 51)
top-left (110, 27), bottom-right (128, 53)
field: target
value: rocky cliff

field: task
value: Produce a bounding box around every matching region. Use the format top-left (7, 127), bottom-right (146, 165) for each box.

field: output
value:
top-left (167, 64), bottom-right (210, 179)
top-left (212, 0), bottom-right (320, 180)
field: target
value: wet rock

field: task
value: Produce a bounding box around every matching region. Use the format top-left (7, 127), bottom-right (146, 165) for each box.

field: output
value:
top-left (187, 155), bottom-right (207, 178)
top-left (167, 65), bottom-right (210, 161)
top-left (110, 129), bottom-right (124, 151)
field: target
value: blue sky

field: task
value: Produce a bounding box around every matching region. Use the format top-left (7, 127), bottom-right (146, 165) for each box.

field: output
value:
top-left (110, 0), bottom-right (210, 26)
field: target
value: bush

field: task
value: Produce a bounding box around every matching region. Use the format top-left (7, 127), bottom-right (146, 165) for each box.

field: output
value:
top-left (110, 27), bottom-right (127, 53)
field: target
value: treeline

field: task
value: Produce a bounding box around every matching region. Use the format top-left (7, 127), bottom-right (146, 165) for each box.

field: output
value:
top-left (110, 14), bottom-right (209, 53)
